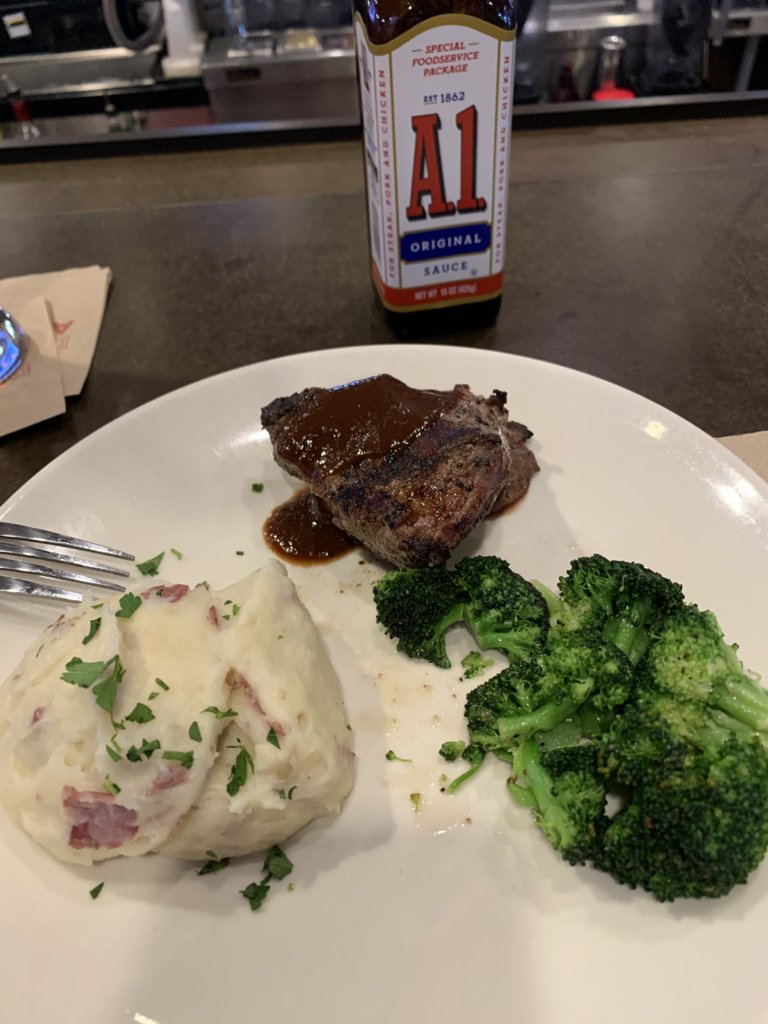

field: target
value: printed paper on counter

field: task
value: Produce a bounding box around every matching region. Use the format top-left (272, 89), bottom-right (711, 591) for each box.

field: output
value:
top-left (0, 266), bottom-right (112, 397)
top-left (0, 298), bottom-right (66, 438)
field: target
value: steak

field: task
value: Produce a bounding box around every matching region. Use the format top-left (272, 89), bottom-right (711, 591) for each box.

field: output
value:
top-left (261, 376), bottom-right (539, 568)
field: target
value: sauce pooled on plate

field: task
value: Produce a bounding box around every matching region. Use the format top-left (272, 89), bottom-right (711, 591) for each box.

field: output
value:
top-left (264, 375), bottom-right (455, 563)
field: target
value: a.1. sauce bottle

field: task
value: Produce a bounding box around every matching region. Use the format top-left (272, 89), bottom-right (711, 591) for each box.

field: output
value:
top-left (353, 0), bottom-right (516, 338)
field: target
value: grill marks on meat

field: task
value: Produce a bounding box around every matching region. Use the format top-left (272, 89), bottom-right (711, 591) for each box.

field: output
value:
top-left (261, 378), bottom-right (539, 568)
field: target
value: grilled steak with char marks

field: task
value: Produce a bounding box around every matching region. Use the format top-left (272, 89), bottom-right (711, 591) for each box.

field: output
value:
top-left (261, 378), bottom-right (539, 568)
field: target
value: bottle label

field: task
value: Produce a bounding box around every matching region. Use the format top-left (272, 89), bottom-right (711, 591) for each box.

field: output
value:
top-left (355, 14), bottom-right (515, 312)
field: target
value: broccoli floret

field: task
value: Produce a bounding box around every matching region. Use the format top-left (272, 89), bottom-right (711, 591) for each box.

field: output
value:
top-left (465, 666), bottom-right (525, 731)
top-left (454, 556), bottom-right (550, 663)
top-left (508, 740), bottom-right (608, 865)
top-left (645, 605), bottom-right (768, 741)
top-left (558, 555), bottom-right (685, 665)
top-left (598, 734), bottom-right (768, 900)
top-left (444, 742), bottom-right (485, 793)
top-left (478, 628), bottom-right (634, 747)
top-left (439, 740), bottom-right (465, 762)
top-left (461, 651), bottom-right (495, 679)
top-left (598, 699), bottom-right (694, 786)
top-left (597, 694), bottom-right (768, 901)
top-left (373, 567), bottom-right (465, 668)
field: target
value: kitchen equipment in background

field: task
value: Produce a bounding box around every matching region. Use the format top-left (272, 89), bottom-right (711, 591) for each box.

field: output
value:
top-left (552, 62), bottom-right (580, 100)
top-left (102, 0), bottom-right (165, 50)
top-left (0, 0), bottom-right (168, 95)
top-left (202, 27), bottom-right (356, 123)
top-left (543, 1), bottom-right (650, 102)
top-left (161, 0), bottom-right (203, 75)
top-left (592, 33), bottom-right (636, 97)
top-left (0, 0), bottom-right (163, 55)
top-left (515, 0), bottom-right (553, 102)
top-left (638, 0), bottom-right (711, 93)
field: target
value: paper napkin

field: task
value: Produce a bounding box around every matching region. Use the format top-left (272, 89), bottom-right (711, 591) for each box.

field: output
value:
top-left (0, 265), bottom-right (111, 398)
top-left (0, 297), bottom-right (66, 436)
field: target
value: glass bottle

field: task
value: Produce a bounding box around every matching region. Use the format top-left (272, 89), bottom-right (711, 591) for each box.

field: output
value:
top-left (354, 0), bottom-right (517, 338)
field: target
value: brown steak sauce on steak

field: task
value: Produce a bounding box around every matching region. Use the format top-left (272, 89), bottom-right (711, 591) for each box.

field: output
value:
top-left (261, 375), bottom-right (539, 568)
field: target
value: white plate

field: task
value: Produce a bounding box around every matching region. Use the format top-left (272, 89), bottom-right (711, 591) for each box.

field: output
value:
top-left (2, 345), bottom-right (768, 1024)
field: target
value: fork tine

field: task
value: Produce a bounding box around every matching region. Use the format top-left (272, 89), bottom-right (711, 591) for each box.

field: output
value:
top-left (0, 522), bottom-right (134, 562)
top-left (0, 575), bottom-right (83, 604)
top-left (0, 557), bottom-right (125, 593)
top-left (0, 541), bottom-right (131, 578)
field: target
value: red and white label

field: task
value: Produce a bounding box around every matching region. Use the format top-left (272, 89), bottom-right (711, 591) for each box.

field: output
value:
top-left (355, 15), bottom-right (515, 311)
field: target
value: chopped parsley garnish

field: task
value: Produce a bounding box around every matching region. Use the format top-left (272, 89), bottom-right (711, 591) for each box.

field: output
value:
top-left (82, 618), bottom-right (101, 645)
top-left (125, 702), bottom-right (155, 724)
top-left (277, 786), bottom-right (297, 801)
top-left (251, 482), bottom-right (264, 493)
top-left (287, 883), bottom-right (295, 893)
top-left (188, 721), bottom-right (202, 743)
top-left (263, 845), bottom-right (293, 880)
top-left (126, 738), bottom-right (160, 762)
top-left (197, 850), bottom-right (230, 876)
top-left (92, 602), bottom-right (104, 610)
top-left (92, 657), bottom-right (125, 717)
top-left (155, 677), bottom-right (169, 691)
top-left (410, 792), bottom-right (422, 811)
top-left (226, 747), bottom-right (254, 797)
top-left (266, 727), bottom-right (280, 749)
top-left (235, 551), bottom-right (244, 557)
top-left (222, 614), bottom-right (230, 621)
top-left (163, 750), bottom-right (194, 770)
top-left (106, 741), bottom-right (123, 763)
top-left (103, 775), bottom-right (121, 796)
top-left (61, 655), bottom-right (125, 718)
top-left (277, 634), bottom-right (284, 640)
top-left (61, 657), bottom-right (109, 688)
top-left (136, 551), bottom-right (164, 577)
top-left (203, 705), bottom-right (238, 720)
top-left (148, 692), bottom-right (159, 701)
top-left (115, 593), bottom-right (142, 619)
top-left (385, 750), bottom-right (412, 763)
top-left (241, 880), bottom-right (270, 911)
top-left (89, 883), bottom-right (104, 900)
top-left (171, 548), bottom-right (183, 560)
top-left (232, 604), bottom-right (241, 616)
top-left (240, 845), bottom-right (293, 911)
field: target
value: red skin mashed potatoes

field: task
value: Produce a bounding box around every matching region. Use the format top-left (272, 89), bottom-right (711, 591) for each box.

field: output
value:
top-left (0, 560), bottom-right (354, 865)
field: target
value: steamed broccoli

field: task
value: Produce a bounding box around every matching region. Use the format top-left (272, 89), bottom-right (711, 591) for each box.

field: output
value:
top-left (508, 741), bottom-right (608, 866)
top-left (467, 628), bottom-right (634, 751)
top-left (644, 605), bottom-right (768, 742)
top-left (594, 673), bottom-right (768, 901)
top-left (372, 567), bottom-right (465, 668)
top-left (557, 555), bottom-right (685, 665)
top-left (374, 552), bottom-right (768, 901)
top-left (454, 557), bottom-right (550, 662)
top-left (461, 651), bottom-right (496, 679)
top-left (440, 741), bottom-right (486, 793)
top-left (373, 557), bottom-right (549, 669)
top-left (598, 729), bottom-right (768, 901)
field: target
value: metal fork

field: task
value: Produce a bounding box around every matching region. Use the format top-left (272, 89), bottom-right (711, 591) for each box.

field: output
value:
top-left (0, 522), bottom-right (135, 604)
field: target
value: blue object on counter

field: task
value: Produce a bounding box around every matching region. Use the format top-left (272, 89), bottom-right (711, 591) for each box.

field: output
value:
top-left (0, 308), bottom-right (25, 384)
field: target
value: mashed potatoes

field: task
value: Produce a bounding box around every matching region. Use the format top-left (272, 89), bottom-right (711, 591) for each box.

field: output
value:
top-left (0, 561), bottom-right (354, 865)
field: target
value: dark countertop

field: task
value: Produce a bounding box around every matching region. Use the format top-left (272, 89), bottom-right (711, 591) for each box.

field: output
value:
top-left (1, 117), bottom-right (767, 505)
